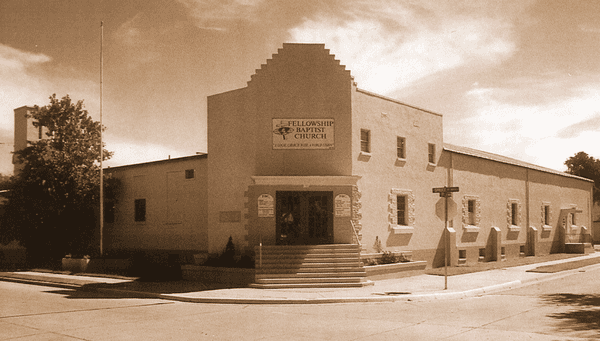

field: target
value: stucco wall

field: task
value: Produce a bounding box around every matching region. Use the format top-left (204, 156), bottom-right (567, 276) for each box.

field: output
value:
top-left (105, 155), bottom-right (208, 253)
top-left (351, 88), bottom-right (446, 256)
top-left (207, 44), bottom-right (355, 254)
top-left (448, 151), bottom-right (593, 263)
top-left (207, 88), bottom-right (255, 254)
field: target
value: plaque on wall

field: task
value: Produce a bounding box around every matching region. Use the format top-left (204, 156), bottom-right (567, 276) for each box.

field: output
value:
top-left (272, 118), bottom-right (335, 149)
top-left (258, 194), bottom-right (274, 218)
top-left (335, 194), bottom-right (351, 217)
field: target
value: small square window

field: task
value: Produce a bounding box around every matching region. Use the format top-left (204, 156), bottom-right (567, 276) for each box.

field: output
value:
top-left (135, 199), bottom-right (146, 222)
top-left (397, 136), bottom-right (406, 159)
top-left (185, 169), bottom-right (195, 179)
top-left (397, 195), bottom-right (407, 226)
top-left (360, 129), bottom-right (370, 153)
top-left (458, 249), bottom-right (467, 260)
top-left (428, 143), bottom-right (436, 164)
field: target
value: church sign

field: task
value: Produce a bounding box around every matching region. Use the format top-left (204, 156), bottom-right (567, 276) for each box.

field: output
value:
top-left (272, 118), bottom-right (335, 149)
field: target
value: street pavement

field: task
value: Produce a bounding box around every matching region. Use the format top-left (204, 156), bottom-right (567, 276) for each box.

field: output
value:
top-left (2, 250), bottom-right (600, 305)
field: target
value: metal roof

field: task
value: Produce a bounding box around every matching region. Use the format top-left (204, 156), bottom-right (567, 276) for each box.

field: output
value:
top-left (444, 143), bottom-right (593, 182)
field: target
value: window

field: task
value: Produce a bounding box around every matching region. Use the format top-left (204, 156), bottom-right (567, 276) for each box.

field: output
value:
top-left (104, 201), bottom-right (115, 224)
top-left (134, 199), bottom-right (146, 222)
top-left (543, 205), bottom-right (550, 225)
top-left (507, 199), bottom-right (521, 230)
top-left (397, 195), bottom-right (407, 226)
top-left (462, 196), bottom-right (480, 230)
top-left (389, 189), bottom-right (415, 233)
top-left (185, 169), bottom-right (195, 179)
top-left (428, 143), bottom-right (436, 164)
top-left (397, 136), bottom-right (406, 159)
top-left (468, 200), bottom-right (476, 225)
top-left (360, 129), bottom-right (370, 153)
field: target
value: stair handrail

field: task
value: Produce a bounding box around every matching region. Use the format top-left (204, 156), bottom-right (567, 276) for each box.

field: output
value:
top-left (350, 219), bottom-right (362, 247)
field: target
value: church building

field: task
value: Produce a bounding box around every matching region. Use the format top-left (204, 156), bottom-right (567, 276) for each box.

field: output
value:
top-left (91, 44), bottom-right (595, 273)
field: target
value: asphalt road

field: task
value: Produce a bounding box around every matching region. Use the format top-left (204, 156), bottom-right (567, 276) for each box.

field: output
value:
top-left (1, 265), bottom-right (599, 340)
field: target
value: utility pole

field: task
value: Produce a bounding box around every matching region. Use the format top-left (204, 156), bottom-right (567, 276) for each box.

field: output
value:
top-left (99, 21), bottom-right (104, 257)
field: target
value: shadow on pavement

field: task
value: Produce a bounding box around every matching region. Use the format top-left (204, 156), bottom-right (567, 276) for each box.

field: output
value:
top-left (543, 293), bottom-right (600, 335)
top-left (43, 279), bottom-right (250, 300)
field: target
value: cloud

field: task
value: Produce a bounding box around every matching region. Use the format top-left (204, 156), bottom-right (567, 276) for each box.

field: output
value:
top-left (103, 135), bottom-right (192, 168)
top-left (0, 44), bottom-right (51, 71)
top-left (556, 114), bottom-right (600, 139)
top-left (114, 14), bottom-right (161, 67)
top-left (451, 78), bottom-right (600, 171)
top-left (177, 0), bottom-right (265, 31)
top-left (0, 44), bottom-right (53, 132)
top-left (288, 0), bottom-right (523, 95)
top-left (579, 24), bottom-right (600, 34)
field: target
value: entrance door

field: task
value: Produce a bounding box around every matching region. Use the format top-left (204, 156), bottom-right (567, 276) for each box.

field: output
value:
top-left (276, 191), bottom-right (333, 245)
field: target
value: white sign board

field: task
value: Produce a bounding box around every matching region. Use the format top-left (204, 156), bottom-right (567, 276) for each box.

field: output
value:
top-left (258, 194), bottom-right (274, 218)
top-left (335, 194), bottom-right (351, 217)
top-left (272, 118), bottom-right (334, 149)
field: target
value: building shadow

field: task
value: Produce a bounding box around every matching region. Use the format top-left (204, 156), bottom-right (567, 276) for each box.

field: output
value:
top-left (44, 279), bottom-right (249, 300)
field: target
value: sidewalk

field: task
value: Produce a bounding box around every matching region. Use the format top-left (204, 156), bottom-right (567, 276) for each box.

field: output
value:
top-left (2, 251), bottom-right (600, 304)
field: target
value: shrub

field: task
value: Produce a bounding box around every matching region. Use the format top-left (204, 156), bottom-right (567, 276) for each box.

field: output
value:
top-left (379, 251), bottom-right (398, 264)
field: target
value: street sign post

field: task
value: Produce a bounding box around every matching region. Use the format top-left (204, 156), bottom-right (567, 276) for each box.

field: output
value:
top-left (432, 186), bottom-right (459, 289)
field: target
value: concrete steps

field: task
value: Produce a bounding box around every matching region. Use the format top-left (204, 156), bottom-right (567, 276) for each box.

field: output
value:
top-left (250, 244), bottom-right (372, 289)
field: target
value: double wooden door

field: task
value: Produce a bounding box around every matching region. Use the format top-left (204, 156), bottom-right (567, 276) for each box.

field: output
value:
top-left (276, 191), bottom-right (333, 245)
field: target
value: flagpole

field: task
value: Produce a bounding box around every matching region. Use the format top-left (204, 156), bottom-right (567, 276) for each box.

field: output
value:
top-left (99, 21), bottom-right (104, 257)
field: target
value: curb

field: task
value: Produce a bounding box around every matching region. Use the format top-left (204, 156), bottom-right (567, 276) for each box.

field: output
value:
top-left (2, 261), bottom-right (600, 305)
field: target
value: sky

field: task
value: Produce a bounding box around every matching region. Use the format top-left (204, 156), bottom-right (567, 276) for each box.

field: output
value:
top-left (1, 0), bottom-right (600, 175)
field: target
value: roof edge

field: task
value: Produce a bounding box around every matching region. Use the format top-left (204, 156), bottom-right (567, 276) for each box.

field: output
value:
top-left (444, 143), bottom-right (593, 182)
top-left (356, 88), bottom-right (443, 117)
top-left (105, 154), bottom-right (207, 171)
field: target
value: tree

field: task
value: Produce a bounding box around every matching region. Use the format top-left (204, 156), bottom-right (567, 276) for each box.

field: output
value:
top-left (564, 151), bottom-right (600, 204)
top-left (0, 94), bottom-right (114, 262)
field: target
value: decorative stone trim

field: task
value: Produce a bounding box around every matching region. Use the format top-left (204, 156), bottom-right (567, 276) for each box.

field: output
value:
top-left (389, 188), bottom-right (415, 231)
top-left (507, 199), bottom-right (522, 230)
top-left (351, 186), bottom-right (363, 245)
top-left (462, 195), bottom-right (481, 231)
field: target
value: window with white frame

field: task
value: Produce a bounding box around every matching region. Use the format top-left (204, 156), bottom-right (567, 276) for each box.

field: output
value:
top-left (507, 199), bottom-right (521, 229)
top-left (542, 202), bottom-right (552, 227)
top-left (428, 143), bottom-right (436, 164)
top-left (462, 195), bottom-right (481, 229)
top-left (397, 136), bottom-right (406, 159)
top-left (360, 129), bottom-right (370, 153)
top-left (389, 189), bottom-right (415, 232)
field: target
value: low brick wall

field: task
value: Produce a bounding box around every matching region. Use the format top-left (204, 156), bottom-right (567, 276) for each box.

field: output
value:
top-left (365, 261), bottom-right (427, 280)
